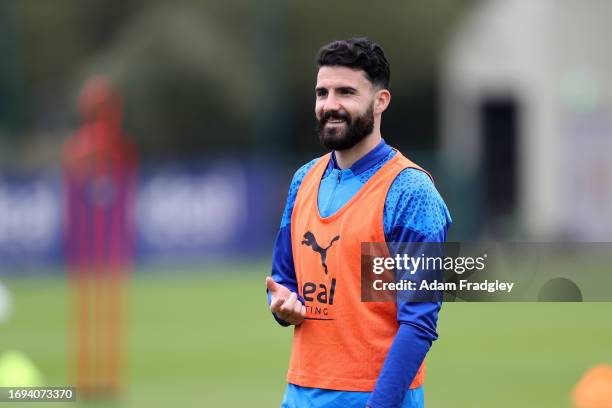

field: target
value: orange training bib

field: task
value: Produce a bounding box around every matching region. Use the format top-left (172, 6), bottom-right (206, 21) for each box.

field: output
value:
top-left (288, 150), bottom-right (431, 391)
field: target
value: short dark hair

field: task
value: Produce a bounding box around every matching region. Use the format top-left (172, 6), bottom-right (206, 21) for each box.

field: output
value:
top-left (316, 37), bottom-right (390, 89)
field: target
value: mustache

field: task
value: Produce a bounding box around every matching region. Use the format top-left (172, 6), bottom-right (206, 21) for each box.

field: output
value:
top-left (320, 110), bottom-right (351, 124)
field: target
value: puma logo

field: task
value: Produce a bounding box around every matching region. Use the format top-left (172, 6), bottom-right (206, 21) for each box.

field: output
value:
top-left (301, 231), bottom-right (340, 275)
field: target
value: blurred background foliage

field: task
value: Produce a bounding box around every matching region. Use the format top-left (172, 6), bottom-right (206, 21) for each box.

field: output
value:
top-left (3, 0), bottom-right (473, 165)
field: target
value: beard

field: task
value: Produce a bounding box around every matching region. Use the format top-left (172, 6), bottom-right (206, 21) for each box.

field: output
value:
top-left (316, 104), bottom-right (375, 151)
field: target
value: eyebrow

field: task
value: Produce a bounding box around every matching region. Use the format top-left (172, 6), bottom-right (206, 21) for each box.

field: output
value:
top-left (314, 86), bottom-right (358, 93)
top-left (337, 86), bottom-right (357, 93)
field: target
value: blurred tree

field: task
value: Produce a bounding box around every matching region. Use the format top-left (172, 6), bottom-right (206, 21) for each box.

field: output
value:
top-left (0, 1), bottom-right (22, 135)
top-left (8, 0), bottom-right (473, 161)
top-left (72, 2), bottom-right (257, 158)
top-left (250, 0), bottom-right (290, 154)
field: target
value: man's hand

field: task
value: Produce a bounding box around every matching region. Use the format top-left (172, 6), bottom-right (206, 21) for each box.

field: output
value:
top-left (266, 277), bottom-right (306, 325)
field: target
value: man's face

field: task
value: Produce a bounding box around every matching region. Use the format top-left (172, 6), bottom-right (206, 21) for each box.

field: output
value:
top-left (315, 66), bottom-right (376, 151)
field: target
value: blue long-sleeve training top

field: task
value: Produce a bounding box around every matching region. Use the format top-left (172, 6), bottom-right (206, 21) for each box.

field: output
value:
top-left (269, 139), bottom-right (452, 408)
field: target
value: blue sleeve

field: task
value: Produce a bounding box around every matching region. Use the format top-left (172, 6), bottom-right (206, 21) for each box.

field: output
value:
top-left (368, 169), bottom-right (451, 408)
top-left (267, 159), bottom-right (317, 326)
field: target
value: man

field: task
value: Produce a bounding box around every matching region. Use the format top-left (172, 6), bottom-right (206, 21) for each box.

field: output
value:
top-left (266, 38), bottom-right (452, 408)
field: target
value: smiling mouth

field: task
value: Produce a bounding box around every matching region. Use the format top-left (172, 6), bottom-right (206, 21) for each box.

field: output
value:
top-left (325, 119), bottom-right (346, 125)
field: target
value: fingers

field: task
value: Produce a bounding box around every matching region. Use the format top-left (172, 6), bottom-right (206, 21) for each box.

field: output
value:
top-left (270, 296), bottom-right (285, 314)
top-left (278, 293), bottom-right (298, 324)
top-left (292, 299), bottom-right (303, 316)
top-left (266, 276), bottom-right (279, 294)
top-left (291, 301), bottom-right (306, 325)
top-left (292, 303), bottom-right (306, 325)
top-left (271, 291), bottom-right (306, 326)
top-left (266, 276), bottom-right (291, 299)
top-left (280, 292), bottom-right (298, 313)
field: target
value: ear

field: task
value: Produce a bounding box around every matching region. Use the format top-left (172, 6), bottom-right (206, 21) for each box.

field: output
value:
top-left (373, 88), bottom-right (391, 115)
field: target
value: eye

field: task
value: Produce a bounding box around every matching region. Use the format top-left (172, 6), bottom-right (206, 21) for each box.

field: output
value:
top-left (316, 89), bottom-right (327, 98)
top-left (338, 87), bottom-right (356, 95)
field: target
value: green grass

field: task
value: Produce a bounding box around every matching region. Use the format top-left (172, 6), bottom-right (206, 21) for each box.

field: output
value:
top-left (0, 262), bottom-right (611, 407)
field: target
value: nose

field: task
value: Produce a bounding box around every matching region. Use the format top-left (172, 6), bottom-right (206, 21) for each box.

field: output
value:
top-left (321, 93), bottom-right (341, 113)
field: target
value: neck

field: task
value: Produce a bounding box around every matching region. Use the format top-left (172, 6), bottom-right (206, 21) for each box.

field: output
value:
top-left (335, 129), bottom-right (381, 169)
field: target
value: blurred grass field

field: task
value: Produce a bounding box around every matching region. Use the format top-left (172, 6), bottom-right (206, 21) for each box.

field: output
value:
top-left (0, 261), bottom-right (611, 408)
